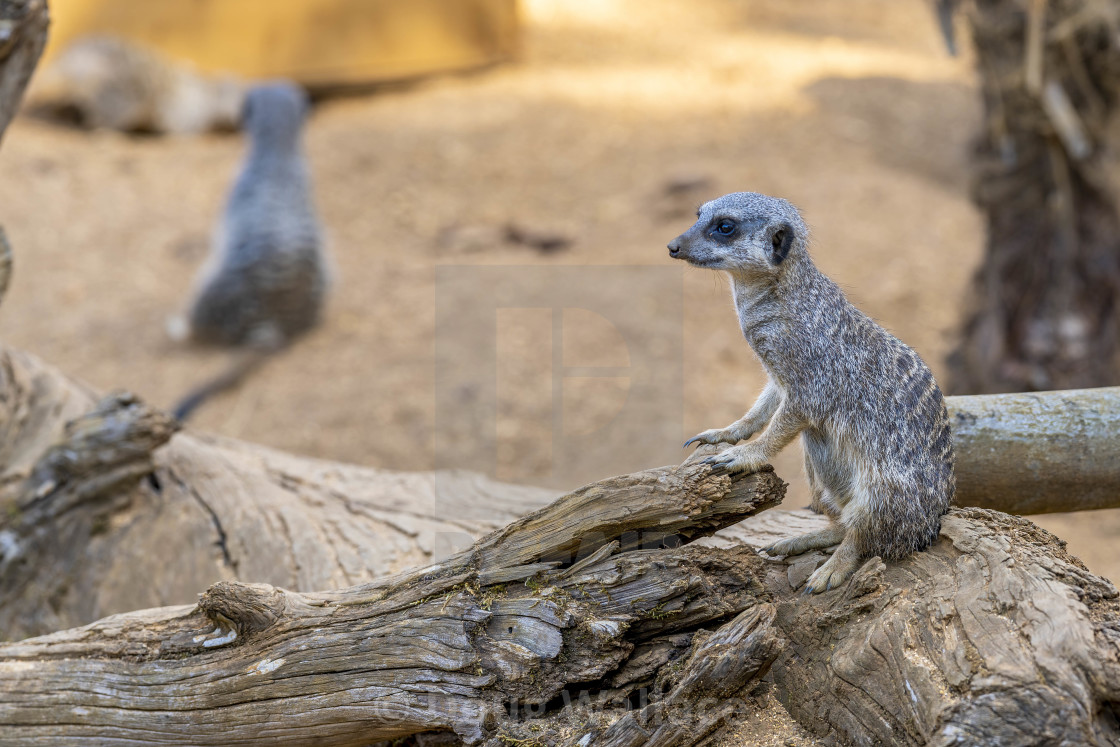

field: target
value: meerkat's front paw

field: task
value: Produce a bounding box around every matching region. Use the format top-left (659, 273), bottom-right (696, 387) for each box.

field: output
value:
top-left (700, 445), bottom-right (766, 473)
top-left (803, 550), bottom-right (860, 594)
top-left (683, 426), bottom-right (742, 449)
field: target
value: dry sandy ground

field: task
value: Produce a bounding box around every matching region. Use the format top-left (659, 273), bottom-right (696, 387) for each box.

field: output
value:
top-left (0, 0), bottom-right (1116, 580)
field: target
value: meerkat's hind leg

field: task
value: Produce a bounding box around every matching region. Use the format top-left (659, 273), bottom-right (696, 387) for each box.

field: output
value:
top-left (803, 531), bottom-right (862, 594)
top-left (762, 522), bottom-right (845, 557)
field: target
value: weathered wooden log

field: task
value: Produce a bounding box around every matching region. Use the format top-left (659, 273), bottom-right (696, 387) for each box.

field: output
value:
top-left (684, 387), bottom-right (1120, 517)
top-left (4, 351), bottom-right (1120, 642)
top-left (705, 507), bottom-right (1120, 746)
top-left (0, 357), bottom-right (1117, 745)
top-left (573, 603), bottom-right (785, 747)
top-left (0, 461), bottom-right (786, 746)
top-left (3, 491), bottom-right (1119, 745)
top-left (948, 386), bottom-right (1120, 514)
top-left (0, 372), bottom-right (560, 640)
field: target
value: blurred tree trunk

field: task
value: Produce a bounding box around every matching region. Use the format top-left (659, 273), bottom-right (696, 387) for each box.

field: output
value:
top-left (0, 0), bottom-right (48, 142)
top-left (947, 0), bottom-right (1120, 393)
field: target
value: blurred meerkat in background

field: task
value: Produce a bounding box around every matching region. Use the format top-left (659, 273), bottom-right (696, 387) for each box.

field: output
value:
top-left (169, 81), bottom-right (330, 420)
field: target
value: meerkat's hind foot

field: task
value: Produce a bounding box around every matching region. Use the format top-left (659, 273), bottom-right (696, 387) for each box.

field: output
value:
top-left (762, 523), bottom-right (845, 558)
top-left (803, 536), bottom-right (862, 595)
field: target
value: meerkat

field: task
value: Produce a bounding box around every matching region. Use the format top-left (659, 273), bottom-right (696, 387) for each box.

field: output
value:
top-left (671, 192), bottom-right (954, 594)
top-left (169, 81), bottom-right (329, 420)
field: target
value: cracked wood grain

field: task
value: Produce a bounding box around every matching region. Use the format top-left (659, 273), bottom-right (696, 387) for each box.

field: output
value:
top-left (0, 351), bottom-right (1117, 745)
top-left (0, 460), bottom-right (785, 746)
top-left (6, 493), bottom-right (1119, 746)
top-left (714, 506), bottom-right (1120, 746)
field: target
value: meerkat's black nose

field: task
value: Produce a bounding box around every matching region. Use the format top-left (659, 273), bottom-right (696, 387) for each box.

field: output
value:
top-left (668, 240), bottom-right (680, 257)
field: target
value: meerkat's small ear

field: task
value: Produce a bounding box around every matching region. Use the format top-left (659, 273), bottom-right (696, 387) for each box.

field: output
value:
top-left (768, 222), bottom-right (795, 265)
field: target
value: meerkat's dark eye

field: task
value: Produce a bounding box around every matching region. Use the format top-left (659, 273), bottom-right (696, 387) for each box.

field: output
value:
top-left (772, 229), bottom-right (786, 248)
top-left (715, 220), bottom-right (736, 236)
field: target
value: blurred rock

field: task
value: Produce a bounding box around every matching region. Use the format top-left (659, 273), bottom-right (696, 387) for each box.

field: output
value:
top-left (437, 223), bottom-right (506, 254)
top-left (25, 35), bottom-right (245, 134)
top-left (656, 173), bottom-right (714, 221)
top-left (437, 222), bottom-right (573, 254)
top-left (503, 221), bottom-right (572, 253)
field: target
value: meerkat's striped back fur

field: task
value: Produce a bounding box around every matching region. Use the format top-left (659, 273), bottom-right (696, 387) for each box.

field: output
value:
top-left (671, 192), bottom-right (954, 593)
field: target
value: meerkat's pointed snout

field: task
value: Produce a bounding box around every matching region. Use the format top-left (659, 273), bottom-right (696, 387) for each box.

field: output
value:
top-left (668, 230), bottom-right (696, 261)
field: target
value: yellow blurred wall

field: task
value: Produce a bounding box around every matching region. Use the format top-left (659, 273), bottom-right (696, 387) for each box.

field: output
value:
top-left (45, 0), bottom-right (520, 86)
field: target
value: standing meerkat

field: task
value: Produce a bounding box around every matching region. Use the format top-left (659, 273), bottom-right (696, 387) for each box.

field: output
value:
top-left (671, 192), bottom-right (954, 594)
top-left (169, 81), bottom-right (329, 419)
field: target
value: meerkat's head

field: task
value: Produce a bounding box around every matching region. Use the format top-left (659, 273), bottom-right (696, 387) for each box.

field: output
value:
top-left (667, 192), bottom-right (807, 280)
top-left (240, 81), bottom-right (310, 146)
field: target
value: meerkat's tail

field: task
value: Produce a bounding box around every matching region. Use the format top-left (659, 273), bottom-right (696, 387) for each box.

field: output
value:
top-left (172, 347), bottom-right (276, 421)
